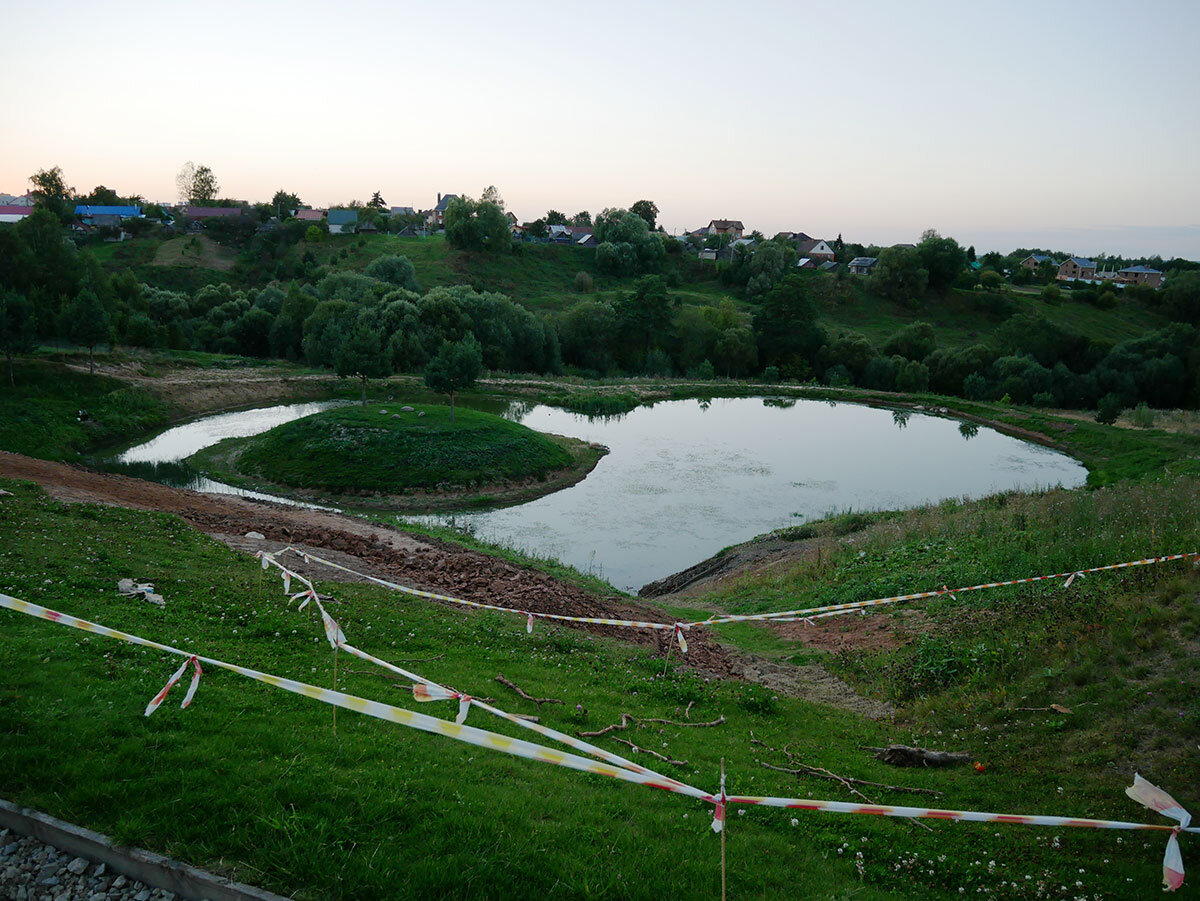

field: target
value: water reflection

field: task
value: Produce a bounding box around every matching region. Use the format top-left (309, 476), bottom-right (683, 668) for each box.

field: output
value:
top-left (113, 394), bottom-right (1088, 593)
top-left (413, 397), bottom-right (1088, 592)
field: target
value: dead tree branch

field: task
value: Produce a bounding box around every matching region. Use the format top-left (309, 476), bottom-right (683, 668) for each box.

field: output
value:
top-left (495, 673), bottom-right (564, 708)
top-left (578, 713), bottom-right (725, 738)
top-left (612, 737), bottom-right (688, 766)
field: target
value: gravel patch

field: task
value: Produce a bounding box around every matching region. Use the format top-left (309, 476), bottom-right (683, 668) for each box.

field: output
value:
top-left (0, 827), bottom-right (176, 901)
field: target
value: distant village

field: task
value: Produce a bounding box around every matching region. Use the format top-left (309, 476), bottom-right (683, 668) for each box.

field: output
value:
top-left (0, 188), bottom-right (1167, 288)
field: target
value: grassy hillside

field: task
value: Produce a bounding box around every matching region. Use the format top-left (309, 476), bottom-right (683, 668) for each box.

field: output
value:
top-left (0, 479), bottom-right (1185, 899)
top-left (0, 360), bottom-right (169, 460)
top-left (196, 403), bottom-right (575, 495)
top-left (151, 234), bottom-right (236, 271)
top-left (291, 234), bottom-right (734, 312)
top-left (823, 278), bottom-right (1164, 348)
top-left (87, 230), bottom-right (1163, 353)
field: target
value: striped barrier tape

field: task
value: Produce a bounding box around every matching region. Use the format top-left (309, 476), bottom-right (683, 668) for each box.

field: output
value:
top-left (688, 552), bottom-right (1200, 628)
top-left (263, 547), bottom-right (691, 651)
top-left (0, 591), bottom-right (709, 801)
top-left (256, 554), bottom-right (696, 792)
top-left (1, 589), bottom-right (1196, 891)
top-left (144, 654), bottom-right (201, 717)
top-left (261, 548), bottom-right (1198, 654)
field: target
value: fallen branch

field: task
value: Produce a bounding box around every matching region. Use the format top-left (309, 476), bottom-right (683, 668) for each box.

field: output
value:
top-left (751, 733), bottom-right (934, 832)
top-left (684, 700), bottom-right (694, 721)
top-left (1014, 703), bottom-right (1073, 714)
top-left (862, 745), bottom-right (971, 768)
top-left (495, 673), bottom-right (564, 708)
top-left (758, 762), bottom-right (943, 797)
top-left (612, 737), bottom-right (688, 766)
top-left (578, 713), bottom-right (725, 738)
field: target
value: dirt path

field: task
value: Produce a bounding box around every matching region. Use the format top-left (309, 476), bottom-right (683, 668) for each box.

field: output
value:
top-left (0, 451), bottom-right (731, 675)
top-left (0, 450), bottom-right (899, 716)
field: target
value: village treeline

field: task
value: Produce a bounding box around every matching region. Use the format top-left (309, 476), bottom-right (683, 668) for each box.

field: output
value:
top-left (3, 186), bottom-right (1200, 418)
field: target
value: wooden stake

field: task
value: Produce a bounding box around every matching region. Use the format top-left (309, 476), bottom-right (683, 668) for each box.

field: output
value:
top-left (720, 756), bottom-right (727, 901)
top-left (333, 642), bottom-right (339, 735)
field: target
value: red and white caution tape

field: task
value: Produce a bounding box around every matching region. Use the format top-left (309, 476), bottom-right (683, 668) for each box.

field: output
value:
top-left (2, 590), bottom-right (1196, 891)
top-left (257, 553), bottom-right (698, 791)
top-left (257, 549), bottom-right (1200, 653)
top-left (1128, 773), bottom-right (1193, 891)
top-left (691, 552), bottom-right (1200, 628)
top-left (263, 548), bottom-right (679, 636)
top-left (144, 654), bottom-right (201, 716)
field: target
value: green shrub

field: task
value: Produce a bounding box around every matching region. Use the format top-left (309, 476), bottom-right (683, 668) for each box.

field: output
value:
top-left (1096, 392), bottom-right (1125, 425)
top-left (1129, 402), bottom-right (1156, 428)
top-left (573, 271), bottom-right (593, 293)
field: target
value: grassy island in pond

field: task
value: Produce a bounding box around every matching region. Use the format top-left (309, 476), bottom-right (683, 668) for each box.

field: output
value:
top-left (190, 403), bottom-right (603, 511)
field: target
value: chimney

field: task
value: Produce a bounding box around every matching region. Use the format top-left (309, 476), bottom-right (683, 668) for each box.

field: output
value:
top-left (437, 193), bottom-right (442, 204)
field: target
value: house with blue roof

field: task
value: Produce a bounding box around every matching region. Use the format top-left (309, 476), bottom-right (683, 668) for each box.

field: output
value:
top-left (1118, 265), bottom-right (1163, 288)
top-left (74, 204), bottom-right (143, 220)
top-left (1020, 254), bottom-right (1056, 271)
top-left (327, 209), bottom-right (358, 235)
top-left (1057, 257), bottom-right (1096, 281)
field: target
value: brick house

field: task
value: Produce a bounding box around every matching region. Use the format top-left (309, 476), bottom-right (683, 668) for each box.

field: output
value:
top-left (705, 219), bottom-right (744, 239)
top-left (427, 193), bottom-right (458, 229)
top-left (1057, 257), bottom-right (1097, 281)
top-left (1117, 265), bottom-right (1163, 288)
top-left (1020, 254), bottom-right (1055, 271)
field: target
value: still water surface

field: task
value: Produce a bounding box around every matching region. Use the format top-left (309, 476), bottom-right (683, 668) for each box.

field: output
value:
top-left (417, 397), bottom-right (1087, 591)
top-left (116, 396), bottom-right (1087, 591)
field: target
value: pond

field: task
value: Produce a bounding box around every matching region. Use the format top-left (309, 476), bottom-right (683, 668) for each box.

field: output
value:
top-left (414, 398), bottom-right (1087, 591)
top-left (110, 400), bottom-right (348, 509)
top-left (114, 396), bottom-right (1088, 592)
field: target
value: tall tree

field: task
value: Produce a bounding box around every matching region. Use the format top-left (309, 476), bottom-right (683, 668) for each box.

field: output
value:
top-left (334, 323), bottom-right (392, 404)
top-left (570, 211), bottom-right (591, 226)
top-left (916, 230), bottom-right (967, 292)
top-left (66, 289), bottom-right (110, 373)
top-left (368, 191), bottom-right (387, 210)
top-left (29, 165), bottom-right (73, 221)
top-left (869, 246), bottom-right (929, 305)
top-left (445, 196), bottom-right (512, 254)
top-left (545, 210), bottom-right (567, 226)
top-left (424, 335), bottom-right (483, 421)
top-left (752, 276), bottom-right (826, 374)
top-left (0, 290), bottom-right (37, 387)
top-left (271, 190), bottom-right (302, 218)
top-left (630, 199), bottom-right (659, 230)
top-left (176, 162), bottom-right (219, 204)
top-left (480, 185), bottom-right (505, 210)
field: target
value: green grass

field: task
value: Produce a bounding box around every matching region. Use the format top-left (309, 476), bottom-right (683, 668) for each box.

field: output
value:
top-left (0, 360), bottom-right (169, 460)
top-left (0, 479), bottom-right (1180, 899)
top-left (194, 403), bottom-right (574, 494)
top-left (296, 235), bottom-right (736, 312)
top-left (823, 285), bottom-right (1162, 348)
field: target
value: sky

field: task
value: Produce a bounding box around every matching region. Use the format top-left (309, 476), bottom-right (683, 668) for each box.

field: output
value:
top-left (2, 0), bottom-right (1198, 259)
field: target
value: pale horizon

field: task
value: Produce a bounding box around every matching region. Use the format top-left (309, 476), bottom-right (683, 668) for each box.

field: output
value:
top-left (2, 0), bottom-right (1197, 260)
